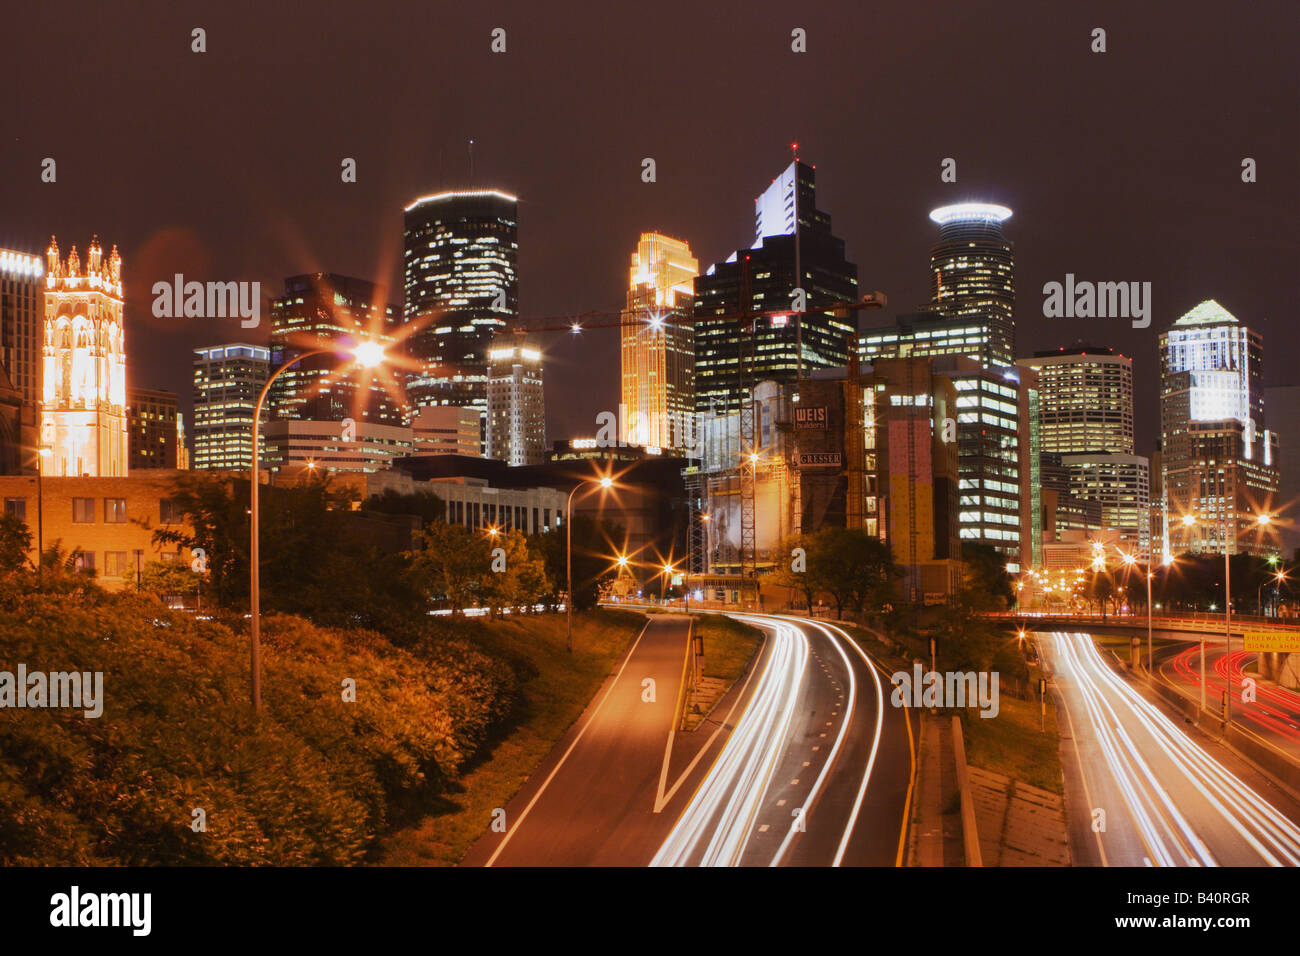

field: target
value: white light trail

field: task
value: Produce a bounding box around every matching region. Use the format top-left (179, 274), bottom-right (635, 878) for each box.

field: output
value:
top-left (1050, 632), bottom-right (1300, 866)
top-left (652, 613), bottom-right (887, 867)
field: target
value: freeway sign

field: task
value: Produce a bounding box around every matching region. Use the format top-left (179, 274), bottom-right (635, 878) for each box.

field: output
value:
top-left (1243, 631), bottom-right (1300, 654)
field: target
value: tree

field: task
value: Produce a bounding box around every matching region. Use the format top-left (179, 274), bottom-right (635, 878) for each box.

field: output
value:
top-left (0, 512), bottom-right (32, 574)
top-left (363, 489), bottom-right (445, 528)
top-left (153, 472), bottom-right (424, 635)
top-left (482, 529), bottom-right (551, 617)
top-left (407, 521), bottom-right (491, 614)
top-left (769, 534), bottom-right (817, 611)
top-left (152, 473), bottom-right (251, 607)
top-left (960, 542), bottom-right (1013, 611)
top-left (805, 527), bottom-right (898, 619)
top-left (139, 559), bottom-right (200, 604)
top-left (533, 515), bottom-right (624, 611)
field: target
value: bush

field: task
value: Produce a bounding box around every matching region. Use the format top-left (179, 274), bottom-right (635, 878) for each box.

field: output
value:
top-left (0, 583), bottom-right (519, 865)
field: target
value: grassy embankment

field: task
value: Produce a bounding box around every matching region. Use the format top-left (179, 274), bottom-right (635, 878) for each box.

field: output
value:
top-left (378, 608), bottom-right (645, 866)
top-left (839, 617), bottom-right (1064, 794)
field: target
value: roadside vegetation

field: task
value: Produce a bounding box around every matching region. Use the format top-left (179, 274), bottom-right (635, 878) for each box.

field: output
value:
top-left (0, 475), bottom-right (640, 866)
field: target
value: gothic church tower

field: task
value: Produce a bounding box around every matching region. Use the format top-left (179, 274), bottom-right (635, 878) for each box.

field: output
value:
top-left (40, 236), bottom-right (128, 476)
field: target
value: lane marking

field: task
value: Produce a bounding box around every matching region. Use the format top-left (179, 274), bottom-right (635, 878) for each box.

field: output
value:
top-left (485, 618), bottom-right (656, 866)
top-left (652, 620), bottom-right (697, 813)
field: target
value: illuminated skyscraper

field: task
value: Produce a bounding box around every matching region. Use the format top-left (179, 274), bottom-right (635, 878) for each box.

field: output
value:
top-left (1160, 300), bottom-right (1280, 556)
top-left (1018, 346), bottom-right (1134, 454)
top-left (620, 232), bottom-right (697, 452)
top-left (0, 248), bottom-right (45, 409)
top-left (486, 341), bottom-right (545, 466)
top-left (192, 343), bottom-right (270, 470)
top-left (40, 237), bottom-right (128, 477)
top-left (269, 273), bottom-right (403, 424)
top-left (928, 203), bottom-right (1016, 366)
top-left (856, 202), bottom-right (1027, 565)
top-left (403, 189), bottom-right (519, 435)
top-left (694, 160), bottom-right (859, 414)
top-left (1018, 346), bottom-right (1149, 557)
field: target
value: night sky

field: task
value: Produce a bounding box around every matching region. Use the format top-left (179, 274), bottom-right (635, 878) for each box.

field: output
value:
top-left (3, 0), bottom-right (1295, 454)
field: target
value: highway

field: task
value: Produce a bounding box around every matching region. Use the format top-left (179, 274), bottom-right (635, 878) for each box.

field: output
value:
top-left (1158, 644), bottom-right (1300, 758)
top-left (653, 614), bottom-right (914, 866)
top-left (464, 611), bottom-right (914, 866)
top-left (1040, 630), bottom-right (1300, 866)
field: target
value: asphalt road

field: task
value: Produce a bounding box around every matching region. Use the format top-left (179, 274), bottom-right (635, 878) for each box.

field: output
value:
top-left (462, 614), bottom-right (702, 866)
top-left (653, 614), bottom-right (914, 866)
top-left (462, 611), bottom-right (914, 866)
top-left (1040, 630), bottom-right (1300, 866)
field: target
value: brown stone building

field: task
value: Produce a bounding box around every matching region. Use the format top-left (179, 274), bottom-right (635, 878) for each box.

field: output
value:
top-left (0, 470), bottom-right (195, 589)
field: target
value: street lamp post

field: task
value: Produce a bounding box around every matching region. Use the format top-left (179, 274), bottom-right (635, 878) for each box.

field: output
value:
top-left (661, 562), bottom-right (676, 603)
top-left (565, 476), bottom-right (613, 654)
top-left (249, 342), bottom-right (385, 715)
top-left (1180, 510), bottom-right (1272, 723)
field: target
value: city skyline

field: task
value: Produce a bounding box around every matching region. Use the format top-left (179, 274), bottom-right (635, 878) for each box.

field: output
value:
top-left (2, 2), bottom-right (1292, 452)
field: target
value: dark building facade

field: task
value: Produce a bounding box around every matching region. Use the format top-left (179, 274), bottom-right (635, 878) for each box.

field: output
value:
top-left (693, 161), bottom-right (858, 414)
top-left (394, 449), bottom-right (690, 587)
top-left (126, 387), bottom-right (179, 470)
top-left (0, 248), bottom-right (44, 411)
top-left (269, 273), bottom-right (403, 425)
top-left (402, 189), bottom-right (519, 422)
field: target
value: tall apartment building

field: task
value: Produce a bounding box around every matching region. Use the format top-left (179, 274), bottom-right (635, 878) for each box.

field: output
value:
top-left (928, 203), bottom-right (1016, 366)
top-left (411, 405), bottom-right (481, 457)
top-left (485, 341), bottom-right (545, 466)
top-left (620, 232), bottom-right (698, 452)
top-left (858, 326), bottom-right (1034, 565)
top-left (1160, 300), bottom-right (1280, 557)
top-left (193, 344), bottom-right (271, 470)
top-left (857, 203), bottom-right (1031, 566)
top-left (0, 248), bottom-right (44, 409)
top-left (0, 248), bottom-right (42, 475)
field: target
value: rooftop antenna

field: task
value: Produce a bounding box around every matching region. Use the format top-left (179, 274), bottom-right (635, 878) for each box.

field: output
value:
top-left (468, 139), bottom-right (475, 185)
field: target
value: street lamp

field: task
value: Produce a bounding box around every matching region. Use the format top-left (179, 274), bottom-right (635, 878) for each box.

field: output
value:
top-left (565, 475), bottom-right (614, 653)
top-left (1178, 509), bottom-right (1272, 723)
top-left (249, 341), bottom-right (386, 715)
top-left (661, 561), bottom-right (677, 602)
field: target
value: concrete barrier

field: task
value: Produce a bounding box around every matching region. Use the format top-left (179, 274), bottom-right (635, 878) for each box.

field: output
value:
top-left (950, 716), bottom-right (983, 867)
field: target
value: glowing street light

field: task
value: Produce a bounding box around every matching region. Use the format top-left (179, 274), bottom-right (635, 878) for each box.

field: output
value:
top-left (352, 340), bottom-right (386, 368)
top-left (249, 341), bottom-right (388, 715)
top-left (565, 472), bottom-right (618, 652)
top-left (1177, 510), bottom-right (1276, 722)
